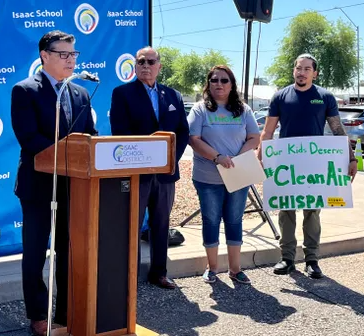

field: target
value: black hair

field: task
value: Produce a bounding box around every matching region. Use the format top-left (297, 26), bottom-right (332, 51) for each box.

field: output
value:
top-left (38, 30), bottom-right (75, 64)
top-left (203, 65), bottom-right (245, 117)
top-left (294, 53), bottom-right (318, 71)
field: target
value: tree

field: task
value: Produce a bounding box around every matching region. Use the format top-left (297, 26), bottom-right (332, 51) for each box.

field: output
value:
top-left (156, 47), bottom-right (230, 94)
top-left (266, 11), bottom-right (358, 89)
top-left (156, 46), bottom-right (181, 85)
top-left (200, 50), bottom-right (231, 85)
top-left (168, 51), bottom-right (205, 94)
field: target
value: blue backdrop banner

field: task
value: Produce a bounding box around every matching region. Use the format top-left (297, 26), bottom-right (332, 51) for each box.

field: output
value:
top-left (0, 0), bottom-right (150, 256)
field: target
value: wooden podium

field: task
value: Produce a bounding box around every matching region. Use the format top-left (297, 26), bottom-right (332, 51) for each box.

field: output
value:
top-left (34, 132), bottom-right (176, 336)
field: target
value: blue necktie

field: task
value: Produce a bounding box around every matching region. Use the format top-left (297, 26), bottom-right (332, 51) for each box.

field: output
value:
top-left (148, 87), bottom-right (159, 121)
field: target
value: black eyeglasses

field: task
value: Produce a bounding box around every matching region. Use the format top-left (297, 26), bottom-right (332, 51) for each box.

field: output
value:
top-left (136, 58), bottom-right (158, 66)
top-left (46, 49), bottom-right (80, 59)
top-left (210, 78), bottom-right (230, 84)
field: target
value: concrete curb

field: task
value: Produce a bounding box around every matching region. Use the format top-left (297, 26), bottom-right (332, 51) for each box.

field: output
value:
top-left (165, 236), bottom-right (364, 279)
top-left (1, 235), bottom-right (363, 303)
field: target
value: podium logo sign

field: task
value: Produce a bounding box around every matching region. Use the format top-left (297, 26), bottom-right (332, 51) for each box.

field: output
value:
top-left (262, 136), bottom-right (353, 211)
top-left (95, 141), bottom-right (168, 170)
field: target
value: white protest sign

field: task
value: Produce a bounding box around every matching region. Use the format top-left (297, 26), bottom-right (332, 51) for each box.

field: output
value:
top-left (262, 136), bottom-right (353, 211)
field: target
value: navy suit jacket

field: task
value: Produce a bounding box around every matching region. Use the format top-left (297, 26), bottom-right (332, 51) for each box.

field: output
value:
top-left (109, 79), bottom-right (189, 183)
top-left (11, 71), bottom-right (97, 200)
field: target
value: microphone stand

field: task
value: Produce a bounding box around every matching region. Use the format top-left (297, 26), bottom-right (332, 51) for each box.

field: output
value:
top-left (46, 73), bottom-right (82, 336)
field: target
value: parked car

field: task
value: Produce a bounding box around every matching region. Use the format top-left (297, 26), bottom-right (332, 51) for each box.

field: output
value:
top-left (254, 106), bottom-right (269, 116)
top-left (184, 102), bottom-right (194, 115)
top-left (324, 105), bottom-right (364, 149)
top-left (255, 113), bottom-right (267, 131)
top-left (255, 113), bottom-right (280, 139)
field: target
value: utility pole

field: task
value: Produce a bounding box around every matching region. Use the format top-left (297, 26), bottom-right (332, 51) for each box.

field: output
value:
top-left (336, 7), bottom-right (360, 105)
top-left (244, 20), bottom-right (253, 102)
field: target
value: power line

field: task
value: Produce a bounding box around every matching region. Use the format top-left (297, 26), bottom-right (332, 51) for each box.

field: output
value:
top-left (153, 0), bottom-right (190, 7)
top-left (153, 2), bottom-right (364, 39)
top-left (157, 0), bottom-right (166, 46)
top-left (153, 0), bottom-right (223, 13)
top-left (157, 38), bottom-right (364, 56)
top-left (155, 23), bottom-right (242, 38)
top-left (160, 38), bottom-right (276, 53)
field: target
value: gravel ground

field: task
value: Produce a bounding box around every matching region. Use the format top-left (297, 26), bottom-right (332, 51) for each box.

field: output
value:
top-left (1, 252), bottom-right (364, 336)
top-left (171, 160), bottom-right (279, 227)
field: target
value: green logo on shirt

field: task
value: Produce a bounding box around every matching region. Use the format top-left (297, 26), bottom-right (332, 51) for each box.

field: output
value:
top-left (208, 114), bottom-right (242, 124)
top-left (310, 99), bottom-right (324, 104)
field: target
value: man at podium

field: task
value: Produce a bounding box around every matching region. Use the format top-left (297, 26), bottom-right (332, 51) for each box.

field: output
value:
top-left (11, 30), bottom-right (97, 335)
top-left (110, 46), bottom-right (189, 289)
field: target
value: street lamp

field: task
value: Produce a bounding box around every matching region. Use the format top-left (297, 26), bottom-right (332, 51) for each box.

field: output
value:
top-left (336, 7), bottom-right (360, 105)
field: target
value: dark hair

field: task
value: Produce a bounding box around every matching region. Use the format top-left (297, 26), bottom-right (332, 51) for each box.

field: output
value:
top-left (38, 30), bottom-right (75, 64)
top-left (203, 65), bottom-right (245, 117)
top-left (294, 53), bottom-right (318, 71)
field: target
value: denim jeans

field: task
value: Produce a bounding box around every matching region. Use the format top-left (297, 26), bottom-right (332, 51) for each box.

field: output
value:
top-left (193, 180), bottom-right (249, 248)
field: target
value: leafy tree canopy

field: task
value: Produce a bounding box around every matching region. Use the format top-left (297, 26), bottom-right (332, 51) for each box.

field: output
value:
top-left (157, 47), bottom-right (230, 94)
top-left (266, 11), bottom-right (358, 89)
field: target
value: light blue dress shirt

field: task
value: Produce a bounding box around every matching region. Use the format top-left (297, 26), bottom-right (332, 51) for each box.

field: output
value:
top-left (143, 82), bottom-right (159, 121)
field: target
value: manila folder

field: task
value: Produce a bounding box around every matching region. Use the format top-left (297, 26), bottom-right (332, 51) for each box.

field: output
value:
top-left (216, 150), bottom-right (266, 193)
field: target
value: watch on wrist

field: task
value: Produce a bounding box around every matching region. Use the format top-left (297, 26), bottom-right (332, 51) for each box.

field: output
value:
top-left (213, 154), bottom-right (222, 163)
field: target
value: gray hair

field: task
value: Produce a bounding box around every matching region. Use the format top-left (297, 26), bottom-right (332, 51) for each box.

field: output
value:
top-left (136, 46), bottom-right (160, 60)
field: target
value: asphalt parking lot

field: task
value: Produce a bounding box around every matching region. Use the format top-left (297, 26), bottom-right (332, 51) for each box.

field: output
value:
top-left (0, 252), bottom-right (363, 336)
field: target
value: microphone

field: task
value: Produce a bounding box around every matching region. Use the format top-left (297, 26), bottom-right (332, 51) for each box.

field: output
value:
top-left (79, 70), bottom-right (100, 82)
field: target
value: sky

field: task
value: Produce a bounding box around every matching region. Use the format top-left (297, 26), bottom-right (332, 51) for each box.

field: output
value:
top-left (151, 0), bottom-right (364, 87)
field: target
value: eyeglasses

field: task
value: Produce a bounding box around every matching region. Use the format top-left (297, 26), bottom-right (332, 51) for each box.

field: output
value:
top-left (210, 78), bottom-right (230, 84)
top-left (46, 49), bottom-right (80, 59)
top-left (136, 58), bottom-right (158, 66)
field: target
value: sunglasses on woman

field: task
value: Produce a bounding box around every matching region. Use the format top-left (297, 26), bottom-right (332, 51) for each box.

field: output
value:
top-left (210, 78), bottom-right (230, 84)
top-left (137, 59), bottom-right (158, 66)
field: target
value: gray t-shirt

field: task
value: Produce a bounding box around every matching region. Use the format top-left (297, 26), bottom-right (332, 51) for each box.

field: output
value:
top-left (188, 102), bottom-right (259, 184)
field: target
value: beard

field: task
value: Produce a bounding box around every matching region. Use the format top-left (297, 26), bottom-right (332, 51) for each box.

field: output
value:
top-left (295, 76), bottom-right (308, 87)
top-left (295, 81), bottom-right (307, 87)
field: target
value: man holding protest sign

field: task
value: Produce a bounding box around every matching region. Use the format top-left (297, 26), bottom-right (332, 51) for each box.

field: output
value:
top-left (257, 53), bottom-right (357, 279)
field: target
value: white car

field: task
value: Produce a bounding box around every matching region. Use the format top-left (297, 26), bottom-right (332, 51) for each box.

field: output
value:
top-left (184, 102), bottom-right (194, 115)
top-left (254, 106), bottom-right (269, 116)
top-left (255, 112), bottom-right (280, 139)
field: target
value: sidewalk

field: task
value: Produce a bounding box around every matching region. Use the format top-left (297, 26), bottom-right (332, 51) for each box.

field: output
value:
top-left (143, 171), bottom-right (364, 279)
top-left (1, 174), bottom-right (364, 303)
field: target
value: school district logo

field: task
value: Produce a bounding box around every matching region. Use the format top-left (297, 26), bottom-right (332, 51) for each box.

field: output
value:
top-left (115, 54), bottom-right (136, 83)
top-left (113, 145), bottom-right (124, 162)
top-left (28, 58), bottom-right (42, 77)
top-left (0, 118), bottom-right (3, 137)
top-left (74, 3), bottom-right (99, 34)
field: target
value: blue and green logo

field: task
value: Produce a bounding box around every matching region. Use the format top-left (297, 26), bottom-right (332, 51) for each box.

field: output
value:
top-left (113, 145), bottom-right (124, 162)
top-left (74, 3), bottom-right (99, 34)
top-left (310, 99), bottom-right (324, 104)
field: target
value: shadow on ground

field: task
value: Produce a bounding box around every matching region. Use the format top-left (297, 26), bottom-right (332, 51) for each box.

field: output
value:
top-left (137, 283), bottom-right (218, 336)
top-left (284, 270), bottom-right (364, 316)
top-left (209, 278), bottom-right (296, 324)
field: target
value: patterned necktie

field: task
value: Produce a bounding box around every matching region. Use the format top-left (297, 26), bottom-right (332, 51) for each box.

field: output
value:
top-left (56, 82), bottom-right (72, 126)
